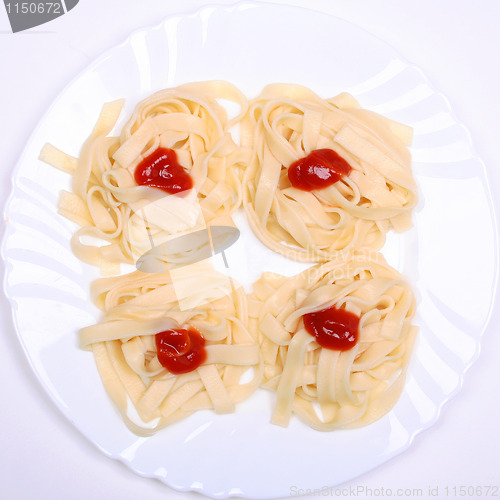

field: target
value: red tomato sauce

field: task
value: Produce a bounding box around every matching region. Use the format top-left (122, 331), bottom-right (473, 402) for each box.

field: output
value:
top-left (287, 149), bottom-right (352, 191)
top-left (134, 147), bottom-right (193, 195)
top-left (155, 327), bottom-right (206, 374)
top-left (303, 305), bottom-right (359, 351)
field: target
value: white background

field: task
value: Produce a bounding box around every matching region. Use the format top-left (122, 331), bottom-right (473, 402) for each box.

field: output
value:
top-left (1, 1), bottom-right (499, 499)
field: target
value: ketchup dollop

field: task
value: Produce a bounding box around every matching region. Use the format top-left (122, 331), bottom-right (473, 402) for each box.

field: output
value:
top-left (155, 327), bottom-right (206, 374)
top-left (287, 149), bottom-right (352, 191)
top-left (134, 147), bottom-right (193, 195)
top-left (303, 305), bottom-right (359, 351)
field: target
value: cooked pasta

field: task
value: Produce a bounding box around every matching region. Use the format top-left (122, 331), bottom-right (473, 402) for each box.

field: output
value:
top-left (249, 250), bottom-right (417, 430)
top-left (79, 267), bottom-right (263, 435)
top-left (241, 84), bottom-right (417, 262)
top-left (40, 81), bottom-right (419, 434)
top-left (40, 81), bottom-right (249, 274)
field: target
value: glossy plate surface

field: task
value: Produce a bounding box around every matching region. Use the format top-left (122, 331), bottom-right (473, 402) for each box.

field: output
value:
top-left (2, 2), bottom-right (498, 498)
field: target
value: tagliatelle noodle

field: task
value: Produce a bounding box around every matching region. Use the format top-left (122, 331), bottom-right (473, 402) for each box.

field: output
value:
top-left (78, 268), bottom-right (263, 435)
top-left (241, 84), bottom-right (417, 262)
top-left (40, 81), bottom-right (249, 274)
top-left (249, 250), bottom-right (417, 430)
top-left (39, 82), bottom-right (420, 435)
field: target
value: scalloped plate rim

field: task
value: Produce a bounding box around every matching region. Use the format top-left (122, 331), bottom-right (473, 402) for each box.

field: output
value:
top-left (2, 1), bottom-right (499, 498)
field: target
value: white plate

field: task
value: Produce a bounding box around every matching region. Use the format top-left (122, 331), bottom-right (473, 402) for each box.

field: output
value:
top-left (2, 2), bottom-right (498, 498)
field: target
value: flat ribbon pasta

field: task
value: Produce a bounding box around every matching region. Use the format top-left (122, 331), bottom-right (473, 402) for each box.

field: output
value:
top-left (39, 82), bottom-right (420, 435)
top-left (241, 84), bottom-right (417, 262)
top-left (249, 250), bottom-right (417, 430)
top-left (40, 81), bottom-right (249, 274)
top-left (79, 268), bottom-right (263, 435)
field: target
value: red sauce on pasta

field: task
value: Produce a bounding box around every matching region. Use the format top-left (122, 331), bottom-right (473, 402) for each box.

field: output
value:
top-left (134, 147), bottom-right (193, 195)
top-left (287, 149), bottom-right (351, 191)
top-left (155, 327), bottom-right (206, 374)
top-left (303, 305), bottom-right (359, 351)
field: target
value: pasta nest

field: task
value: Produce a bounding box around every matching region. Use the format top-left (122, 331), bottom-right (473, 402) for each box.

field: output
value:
top-left (241, 84), bottom-right (417, 262)
top-left (41, 81), bottom-right (249, 274)
top-left (249, 250), bottom-right (417, 430)
top-left (79, 269), bottom-right (263, 436)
